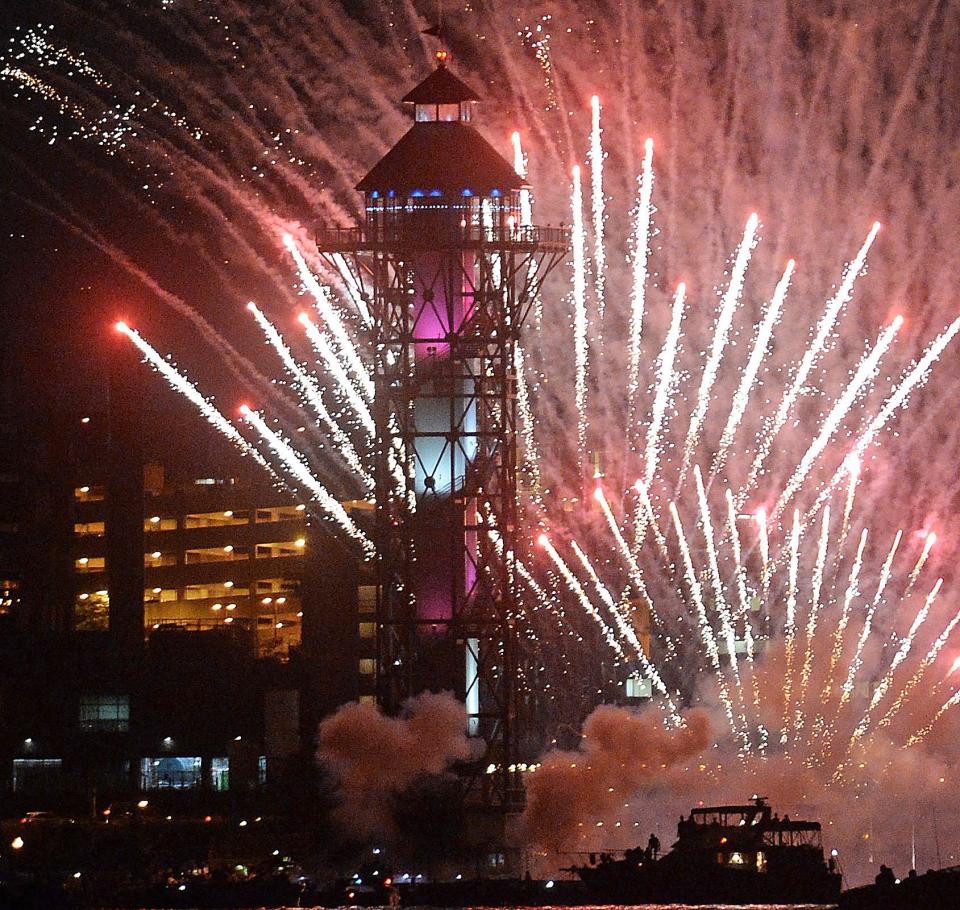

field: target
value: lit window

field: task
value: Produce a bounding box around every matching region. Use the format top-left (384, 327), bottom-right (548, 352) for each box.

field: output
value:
top-left (12, 759), bottom-right (63, 793)
top-left (185, 545), bottom-right (245, 565)
top-left (255, 541), bottom-right (305, 559)
top-left (144, 552), bottom-right (175, 567)
top-left (625, 675), bottom-right (653, 699)
top-left (255, 506), bottom-right (304, 523)
top-left (257, 755), bottom-right (267, 786)
top-left (75, 591), bottom-right (109, 631)
top-left (145, 516), bottom-right (176, 531)
top-left (359, 658), bottom-right (376, 676)
top-left (139, 757), bottom-right (202, 790)
top-left (183, 583), bottom-right (247, 600)
top-left (185, 510), bottom-right (247, 528)
top-left (78, 695), bottom-right (130, 732)
top-left (359, 622), bottom-right (376, 639)
top-left (210, 757), bottom-right (229, 792)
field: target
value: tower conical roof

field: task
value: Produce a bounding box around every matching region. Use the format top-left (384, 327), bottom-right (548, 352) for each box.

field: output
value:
top-left (401, 65), bottom-right (482, 104)
top-left (357, 123), bottom-right (522, 196)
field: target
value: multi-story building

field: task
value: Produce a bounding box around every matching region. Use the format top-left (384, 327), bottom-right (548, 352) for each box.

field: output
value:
top-left (0, 342), bottom-right (373, 815)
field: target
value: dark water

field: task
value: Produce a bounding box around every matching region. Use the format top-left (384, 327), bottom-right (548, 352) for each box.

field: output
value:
top-left (154, 905), bottom-right (838, 909)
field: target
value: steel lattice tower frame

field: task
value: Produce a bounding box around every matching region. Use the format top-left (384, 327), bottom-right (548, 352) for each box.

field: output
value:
top-left (317, 63), bottom-right (568, 808)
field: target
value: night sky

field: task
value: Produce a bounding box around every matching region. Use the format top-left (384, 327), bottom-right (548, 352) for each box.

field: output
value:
top-left (3, 0), bottom-right (960, 883)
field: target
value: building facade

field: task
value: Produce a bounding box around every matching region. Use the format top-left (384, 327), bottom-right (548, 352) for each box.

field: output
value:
top-left (0, 345), bottom-right (372, 817)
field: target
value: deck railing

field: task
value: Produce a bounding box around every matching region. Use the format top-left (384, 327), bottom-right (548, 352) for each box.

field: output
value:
top-left (316, 222), bottom-right (570, 252)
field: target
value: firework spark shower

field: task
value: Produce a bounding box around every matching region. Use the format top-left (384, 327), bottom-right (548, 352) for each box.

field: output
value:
top-left (3, 0), bottom-right (960, 885)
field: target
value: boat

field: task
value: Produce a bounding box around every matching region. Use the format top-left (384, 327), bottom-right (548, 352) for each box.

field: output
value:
top-left (567, 796), bottom-right (842, 905)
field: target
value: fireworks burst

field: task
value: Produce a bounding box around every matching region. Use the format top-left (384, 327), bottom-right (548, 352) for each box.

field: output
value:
top-left (5, 0), bottom-right (960, 880)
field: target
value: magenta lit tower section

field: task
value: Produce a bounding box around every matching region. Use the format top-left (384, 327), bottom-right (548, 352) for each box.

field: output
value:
top-left (316, 56), bottom-right (567, 806)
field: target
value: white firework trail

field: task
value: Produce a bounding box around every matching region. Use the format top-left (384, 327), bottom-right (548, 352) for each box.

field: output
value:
top-left (745, 222), bottom-right (882, 496)
top-left (725, 489), bottom-right (763, 750)
top-left (905, 532), bottom-right (937, 600)
top-left (838, 455), bottom-right (861, 554)
top-left (626, 138), bottom-right (654, 435)
top-left (588, 95), bottom-right (606, 324)
top-left (695, 469), bottom-right (750, 745)
top-left (839, 529), bottom-right (903, 710)
top-left (796, 505), bottom-right (831, 732)
top-left (710, 258), bottom-right (794, 482)
top-left (756, 507), bottom-right (771, 605)
top-left (247, 302), bottom-right (372, 489)
top-left (724, 489), bottom-right (754, 657)
top-left (826, 528), bottom-right (869, 688)
top-left (772, 316), bottom-right (903, 521)
top-left (806, 318), bottom-right (960, 525)
top-left (299, 313), bottom-right (375, 437)
top-left (515, 345), bottom-right (542, 496)
top-left (906, 686), bottom-right (960, 747)
top-left (643, 281), bottom-right (686, 486)
top-left (849, 577), bottom-right (943, 746)
top-left (283, 234), bottom-right (371, 394)
top-left (331, 252), bottom-right (372, 327)
top-left (694, 468), bottom-right (740, 677)
top-left (633, 478), bottom-right (668, 561)
top-left (239, 405), bottom-right (374, 558)
top-left (571, 164), bottom-right (588, 463)
top-left (781, 508), bottom-right (802, 742)
top-left (538, 534), bottom-right (625, 659)
top-left (116, 322), bottom-right (268, 470)
top-left (670, 501), bottom-right (745, 749)
top-left (511, 130), bottom-right (533, 227)
top-left (877, 603), bottom-right (960, 730)
top-left (678, 212), bottom-right (759, 487)
top-left (514, 553), bottom-right (576, 642)
top-left (594, 487), bottom-right (663, 636)
top-left (813, 528), bottom-right (870, 757)
top-left (569, 540), bottom-right (678, 717)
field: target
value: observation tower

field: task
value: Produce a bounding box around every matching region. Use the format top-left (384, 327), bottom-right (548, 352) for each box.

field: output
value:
top-left (316, 54), bottom-right (568, 808)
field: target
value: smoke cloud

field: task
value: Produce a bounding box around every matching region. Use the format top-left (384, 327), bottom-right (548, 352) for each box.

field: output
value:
top-left (522, 704), bottom-right (712, 851)
top-left (316, 690), bottom-right (476, 837)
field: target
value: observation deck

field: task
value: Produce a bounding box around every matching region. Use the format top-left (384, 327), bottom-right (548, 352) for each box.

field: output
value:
top-left (316, 221), bottom-right (570, 254)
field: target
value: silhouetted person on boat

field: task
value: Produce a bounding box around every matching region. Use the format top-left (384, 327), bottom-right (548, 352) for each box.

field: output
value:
top-left (875, 864), bottom-right (896, 888)
top-left (647, 833), bottom-right (661, 860)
